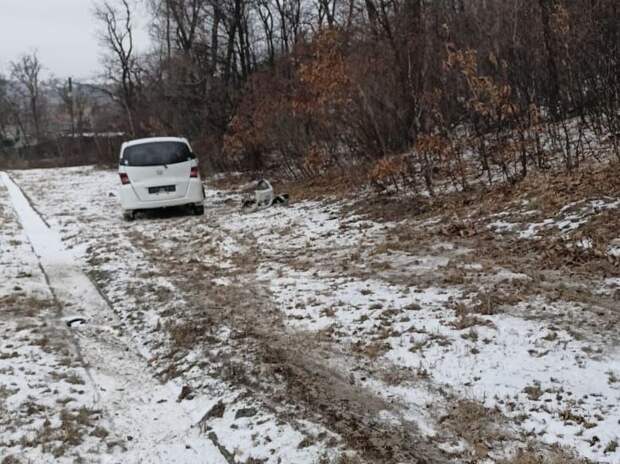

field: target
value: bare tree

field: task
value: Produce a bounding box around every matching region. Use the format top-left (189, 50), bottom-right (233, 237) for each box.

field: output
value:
top-left (10, 52), bottom-right (45, 143)
top-left (167, 0), bottom-right (205, 53)
top-left (103, 0), bottom-right (620, 180)
top-left (0, 75), bottom-right (16, 150)
top-left (94, 0), bottom-right (139, 135)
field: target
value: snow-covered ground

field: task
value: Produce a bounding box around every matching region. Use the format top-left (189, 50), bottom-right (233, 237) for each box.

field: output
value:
top-left (1, 165), bottom-right (619, 463)
top-left (216, 186), bottom-right (620, 462)
top-left (0, 169), bottom-right (333, 463)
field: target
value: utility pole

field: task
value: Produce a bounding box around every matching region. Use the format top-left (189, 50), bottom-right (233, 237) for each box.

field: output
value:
top-left (68, 77), bottom-right (76, 137)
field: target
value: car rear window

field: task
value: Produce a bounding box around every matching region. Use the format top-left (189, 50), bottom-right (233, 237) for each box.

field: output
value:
top-left (121, 142), bottom-right (191, 166)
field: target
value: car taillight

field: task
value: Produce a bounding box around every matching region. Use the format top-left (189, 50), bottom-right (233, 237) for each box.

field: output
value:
top-left (119, 173), bottom-right (130, 185)
top-left (190, 166), bottom-right (198, 178)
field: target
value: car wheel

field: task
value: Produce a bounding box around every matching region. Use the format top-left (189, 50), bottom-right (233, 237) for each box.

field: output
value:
top-left (193, 205), bottom-right (204, 216)
top-left (123, 211), bottom-right (135, 221)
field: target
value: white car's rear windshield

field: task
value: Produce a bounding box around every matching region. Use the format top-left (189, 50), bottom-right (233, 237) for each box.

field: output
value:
top-left (121, 142), bottom-right (191, 166)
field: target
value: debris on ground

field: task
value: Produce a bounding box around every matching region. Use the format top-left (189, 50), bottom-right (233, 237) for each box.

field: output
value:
top-left (241, 178), bottom-right (289, 210)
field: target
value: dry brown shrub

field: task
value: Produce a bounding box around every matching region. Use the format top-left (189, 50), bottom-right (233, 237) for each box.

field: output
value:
top-left (369, 157), bottom-right (406, 191)
top-left (297, 29), bottom-right (352, 113)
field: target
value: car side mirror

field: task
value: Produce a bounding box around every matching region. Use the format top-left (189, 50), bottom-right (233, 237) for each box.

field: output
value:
top-left (189, 152), bottom-right (197, 160)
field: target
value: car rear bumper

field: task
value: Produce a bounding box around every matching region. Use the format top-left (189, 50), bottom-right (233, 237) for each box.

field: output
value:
top-left (120, 179), bottom-right (204, 211)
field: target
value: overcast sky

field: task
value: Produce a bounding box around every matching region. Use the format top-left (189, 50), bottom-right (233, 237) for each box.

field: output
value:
top-left (0, 0), bottom-right (151, 80)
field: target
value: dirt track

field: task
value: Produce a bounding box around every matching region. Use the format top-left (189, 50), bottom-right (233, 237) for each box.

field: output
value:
top-left (128, 220), bottom-right (451, 464)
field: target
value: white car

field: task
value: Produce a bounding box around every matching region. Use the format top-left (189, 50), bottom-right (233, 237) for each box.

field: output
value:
top-left (118, 137), bottom-right (205, 220)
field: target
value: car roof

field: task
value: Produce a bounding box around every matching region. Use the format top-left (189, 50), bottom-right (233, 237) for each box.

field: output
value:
top-left (121, 137), bottom-right (189, 149)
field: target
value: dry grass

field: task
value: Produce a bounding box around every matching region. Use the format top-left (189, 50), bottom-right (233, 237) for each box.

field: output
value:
top-left (347, 161), bottom-right (620, 276)
top-left (279, 166), bottom-right (371, 201)
top-left (439, 399), bottom-right (509, 460)
top-left (522, 384), bottom-right (543, 401)
top-left (1, 456), bottom-right (22, 464)
top-left (355, 340), bottom-right (391, 360)
top-left (0, 295), bottom-right (54, 318)
top-left (499, 445), bottom-right (590, 464)
top-left (33, 407), bottom-right (103, 458)
top-left (64, 372), bottom-right (86, 386)
top-left (1, 402), bottom-right (100, 458)
top-left (165, 320), bottom-right (210, 350)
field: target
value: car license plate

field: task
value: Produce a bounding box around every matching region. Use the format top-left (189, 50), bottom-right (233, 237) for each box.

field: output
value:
top-left (148, 185), bottom-right (175, 194)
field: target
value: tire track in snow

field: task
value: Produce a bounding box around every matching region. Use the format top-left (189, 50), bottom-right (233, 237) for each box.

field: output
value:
top-left (1, 172), bottom-right (228, 464)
